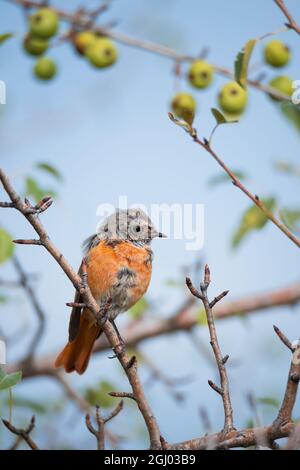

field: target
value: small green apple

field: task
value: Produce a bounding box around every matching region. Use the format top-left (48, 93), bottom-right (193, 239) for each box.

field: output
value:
top-left (23, 34), bottom-right (49, 56)
top-left (264, 40), bottom-right (290, 68)
top-left (29, 8), bottom-right (59, 39)
top-left (188, 60), bottom-right (214, 89)
top-left (269, 76), bottom-right (293, 100)
top-left (74, 31), bottom-right (97, 55)
top-left (218, 82), bottom-right (248, 115)
top-left (34, 57), bottom-right (57, 80)
top-left (86, 38), bottom-right (118, 68)
top-left (171, 92), bottom-right (196, 124)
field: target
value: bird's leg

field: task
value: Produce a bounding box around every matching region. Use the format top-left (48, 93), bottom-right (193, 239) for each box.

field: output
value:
top-left (108, 319), bottom-right (126, 359)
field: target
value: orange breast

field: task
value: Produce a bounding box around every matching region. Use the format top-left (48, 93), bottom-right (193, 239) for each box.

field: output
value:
top-left (86, 240), bottom-right (152, 310)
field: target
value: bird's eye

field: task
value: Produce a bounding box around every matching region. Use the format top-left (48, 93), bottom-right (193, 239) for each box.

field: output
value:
top-left (135, 226), bottom-right (141, 232)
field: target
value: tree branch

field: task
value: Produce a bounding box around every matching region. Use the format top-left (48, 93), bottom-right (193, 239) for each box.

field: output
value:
top-left (186, 265), bottom-right (234, 433)
top-left (3, 0), bottom-right (292, 101)
top-left (169, 118), bottom-right (300, 249)
top-left (274, 0), bottom-right (300, 35)
top-left (0, 167), bottom-right (162, 450)
top-left (11, 255), bottom-right (46, 361)
top-left (171, 324), bottom-right (300, 449)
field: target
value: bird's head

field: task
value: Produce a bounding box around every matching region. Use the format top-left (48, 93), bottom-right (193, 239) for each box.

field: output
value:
top-left (99, 208), bottom-right (166, 246)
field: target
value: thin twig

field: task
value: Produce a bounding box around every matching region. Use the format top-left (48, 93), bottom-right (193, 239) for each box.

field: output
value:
top-left (11, 255), bottom-right (46, 361)
top-left (272, 337), bottom-right (300, 429)
top-left (7, 280), bottom-right (300, 380)
top-left (140, 349), bottom-right (191, 402)
top-left (173, 333), bottom-right (300, 451)
top-left (273, 325), bottom-right (295, 352)
top-left (0, 201), bottom-right (14, 208)
top-left (109, 391), bottom-right (136, 401)
top-left (13, 239), bottom-right (43, 245)
top-left (169, 117), bottom-right (300, 249)
top-left (53, 372), bottom-right (121, 447)
top-left (3, 0), bottom-right (292, 101)
top-left (274, 0), bottom-right (300, 35)
top-left (285, 422), bottom-right (300, 450)
top-left (186, 265), bottom-right (235, 434)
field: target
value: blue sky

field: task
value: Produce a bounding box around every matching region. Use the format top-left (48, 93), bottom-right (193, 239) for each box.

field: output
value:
top-left (0, 0), bottom-right (300, 449)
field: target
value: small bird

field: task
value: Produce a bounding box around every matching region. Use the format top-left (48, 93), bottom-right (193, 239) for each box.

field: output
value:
top-left (55, 208), bottom-right (166, 374)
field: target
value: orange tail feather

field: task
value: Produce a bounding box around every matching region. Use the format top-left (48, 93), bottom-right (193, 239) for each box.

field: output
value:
top-left (55, 311), bottom-right (100, 375)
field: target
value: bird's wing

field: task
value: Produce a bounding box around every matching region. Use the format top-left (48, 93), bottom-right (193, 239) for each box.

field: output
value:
top-left (68, 235), bottom-right (101, 341)
top-left (68, 260), bottom-right (86, 342)
top-left (82, 233), bottom-right (100, 255)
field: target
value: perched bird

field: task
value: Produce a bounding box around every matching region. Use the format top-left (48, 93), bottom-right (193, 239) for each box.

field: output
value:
top-left (55, 208), bottom-right (166, 374)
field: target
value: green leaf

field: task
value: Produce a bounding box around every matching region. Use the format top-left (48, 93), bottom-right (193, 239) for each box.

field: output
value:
top-left (234, 39), bottom-right (257, 88)
top-left (280, 103), bottom-right (300, 133)
top-left (208, 170), bottom-right (247, 187)
top-left (0, 33), bottom-right (13, 46)
top-left (0, 228), bottom-right (14, 265)
top-left (232, 197), bottom-right (276, 248)
top-left (36, 163), bottom-right (62, 181)
top-left (129, 297), bottom-right (150, 319)
top-left (84, 380), bottom-right (116, 408)
top-left (25, 177), bottom-right (56, 204)
top-left (0, 371), bottom-right (22, 391)
top-left (257, 396), bottom-right (280, 408)
top-left (0, 367), bottom-right (6, 380)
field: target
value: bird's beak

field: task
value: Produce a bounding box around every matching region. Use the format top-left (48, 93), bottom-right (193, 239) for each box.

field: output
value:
top-left (158, 232), bottom-right (167, 238)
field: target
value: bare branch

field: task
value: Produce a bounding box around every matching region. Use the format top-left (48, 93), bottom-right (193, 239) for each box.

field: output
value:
top-left (185, 277), bottom-right (204, 300)
top-left (171, 333), bottom-right (300, 450)
top-left (170, 120), bottom-right (300, 249)
top-left (0, 167), bottom-right (162, 450)
top-left (13, 239), bottom-right (43, 245)
top-left (273, 325), bottom-right (295, 352)
top-left (3, 0), bottom-right (291, 101)
top-left (273, 339), bottom-right (300, 429)
top-left (171, 422), bottom-right (293, 450)
top-left (85, 409), bottom-right (105, 450)
top-left (209, 291), bottom-right (229, 309)
top-left (105, 400), bottom-right (124, 423)
top-left (2, 416), bottom-right (39, 450)
top-left (141, 349), bottom-right (190, 402)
